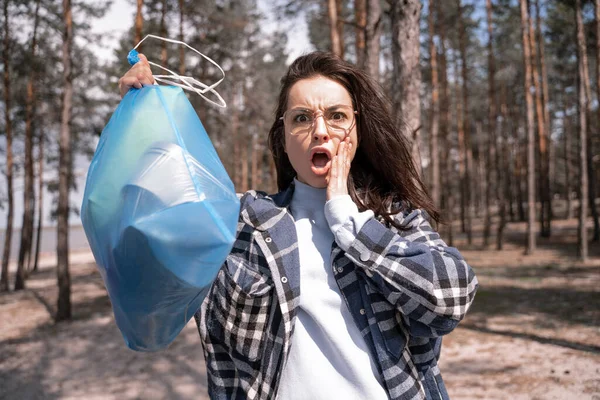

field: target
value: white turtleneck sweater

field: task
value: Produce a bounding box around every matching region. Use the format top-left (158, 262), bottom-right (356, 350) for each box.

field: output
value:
top-left (276, 179), bottom-right (387, 400)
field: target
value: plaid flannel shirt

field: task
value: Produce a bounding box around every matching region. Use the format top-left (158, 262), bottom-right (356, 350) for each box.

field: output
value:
top-left (196, 186), bottom-right (478, 400)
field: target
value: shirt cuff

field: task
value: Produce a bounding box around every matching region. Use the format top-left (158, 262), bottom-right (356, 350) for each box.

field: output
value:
top-left (324, 195), bottom-right (374, 251)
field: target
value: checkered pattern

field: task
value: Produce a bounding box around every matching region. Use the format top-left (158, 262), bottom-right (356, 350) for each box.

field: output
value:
top-left (195, 188), bottom-right (478, 400)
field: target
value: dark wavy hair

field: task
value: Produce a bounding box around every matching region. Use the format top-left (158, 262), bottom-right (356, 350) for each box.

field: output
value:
top-left (267, 51), bottom-right (439, 226)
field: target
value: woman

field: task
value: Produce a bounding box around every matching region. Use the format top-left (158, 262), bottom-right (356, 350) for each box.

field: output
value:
top-left (119, 51), bottom-right (478, 400)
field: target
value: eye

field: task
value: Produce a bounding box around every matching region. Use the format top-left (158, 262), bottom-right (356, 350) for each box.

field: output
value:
top-left (329, 111), bottom-right (347, 121)
top-left (293, 112), bottom-right (311, 123)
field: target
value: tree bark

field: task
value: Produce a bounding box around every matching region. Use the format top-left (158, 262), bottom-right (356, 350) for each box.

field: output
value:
top-left (520, 0), bottom-right (536, 254)
top-left (178, 0), bottom-right (184, 75)
top-left (427, 0), bottom-right (440, 210)
top-left (536, 0), bottom-right (553, 229)
top-left (33, 132), bottom-right (44, 272)
top-left (328, 0), bottom-right (343, 57)
top-left (135, 0), bottom-right (143, 46)
top-left (159, 0), bottom-right (167, 65)
top-left (355, 0), bottom-right (366, 68)
top-left (528, 1), bottom-right (550, 238)
top-left (563, 99), bottom-right (573, 220)
top-left (456, 0), bottom-right (473, 245)
top-left (1, 0), bottom-right (14, 292)
top-left (365, 0), bottom-right (381, 81)
top-left (56, 0), bottom-right (73, 321)
top-left (575, 0), bottom-right (588, 261)
top-left (390, 0), bottom-right (422, 174)
top-left (497, 87), bottom-right (509, 250)
top-left (592, 0), bottom-right (600, 241)
top-left (24, 0), bottom-right (41, 277)
top-left (336, 0), bottom-right (345, 58)
top-left (439, 23), bottom-right (453, 246)
top-left (484, 0), bottom-right (497, 248)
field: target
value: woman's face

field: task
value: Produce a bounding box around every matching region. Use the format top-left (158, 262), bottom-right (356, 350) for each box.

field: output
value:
top-left (284, 76), bottom-right (358, 189)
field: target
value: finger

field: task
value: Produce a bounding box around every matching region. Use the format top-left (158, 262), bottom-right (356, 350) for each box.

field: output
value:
top-left (137, 53), bottom-right (150, 66)
top-left (137, 73), bottom-right (154, 86)
top-left (119, 76), bottom-right (141, 97)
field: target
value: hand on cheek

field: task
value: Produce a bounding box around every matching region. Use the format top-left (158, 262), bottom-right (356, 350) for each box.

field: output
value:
top-left (326, 137), bottom-right (352, 201)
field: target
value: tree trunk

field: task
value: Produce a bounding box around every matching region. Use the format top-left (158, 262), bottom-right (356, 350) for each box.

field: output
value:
top-left (564, 109), bottom-right (573, 220)
top-left (15, 0), bottom-right (40, 288)
top-left (33, 132), bottom-right (44, 272)
top-left (355, 0), bottom-right (366, 68)
top-left (497, 87), bottom-right (509, 250)
top-left (365, 0), bottom-right (381, 81)
top-left (135, 0), bottom-right (143, 46)
top-left (56, 0), bottom-right (73, 321)
top-left (520, 0), bottom-right (536, 254)
top-left (24, 0), bottom-right (41, 277)
top-left (241, 141), bottom-right (249, 193)
top-left (0, 0), bottom-right (14, 292)
top-left (528, 1), bottom-right (550, 238)
top-left (251, 133), bottom-right (259, 190)
top-left (427, 0), bottom-right (440, 209)
top-left (159, 0), bottom-right (167, 65)
top-left (536, 0), bottom-right (553, 229)
top-left (336, 0), bottom-right (344, 58)
top-left (592, 0), bottom-right (600, 241)
top-left (456, 0), bottom-right (473, 245)
top-left (328, 0), bottom-right (342, 57)
top-left (390, 0), bottom-right (422, 174)
top-left (484, 0), bottom-right (497, 248)
top-left (575, 0), bottom-right (588, 261)
top-left (178, 0), bottom-right (184, 75)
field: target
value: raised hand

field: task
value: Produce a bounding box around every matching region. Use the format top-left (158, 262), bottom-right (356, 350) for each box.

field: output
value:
top-left (118, 54), bottom-right (156, 98)
top-left (326, 136), bottom-right (352, 201)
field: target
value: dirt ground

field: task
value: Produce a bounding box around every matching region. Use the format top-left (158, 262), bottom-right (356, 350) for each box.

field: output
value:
top-left (1, 218), bottom-right (599, 400)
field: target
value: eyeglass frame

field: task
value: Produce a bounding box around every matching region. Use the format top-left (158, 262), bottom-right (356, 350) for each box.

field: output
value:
top-left (279, 105), bottom-right (359, 137)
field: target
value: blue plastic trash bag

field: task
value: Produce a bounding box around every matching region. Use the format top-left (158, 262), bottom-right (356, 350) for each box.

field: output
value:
top-left (81, 85), bottom-right (239, 351)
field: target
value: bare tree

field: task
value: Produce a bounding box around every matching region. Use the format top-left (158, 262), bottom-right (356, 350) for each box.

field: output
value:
top-left (178, 0), bottom-right (184, 75)
top-left (365, 0), bottom-right (381, 81)
top-left (32, 131), bottom-right (44, 273)
top-left (528, 0), bottom-right (551, 238)
top-left (135, 0), bottom-right (143, 46)
top-left (520, 0), bottom-right (536, 254)
top-left (355, 0), bottom-right (366, 68)
top-left (327, 0), bottom-right (342, 57)
top-left (56, 0), bottom-right (74, 321)
top-left (27, 0), bottom-right (42, 274)
top-left (575, 0), bottom-right (589, 261)
top-left (427, 0), bottom-right (440, 209)
top-left (456, 0), bottom-right (473, 245)
top-left (484, 0), bottom-right (497, 248)
top-left (159, 0), bottom-right (167, 64)
top-left (389, 0), bottom-right (422, 172)
top-left (1, 0), bottom-right (14, 292)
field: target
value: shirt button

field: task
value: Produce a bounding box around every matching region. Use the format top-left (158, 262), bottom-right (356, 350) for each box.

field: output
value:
top-left (337, 267), bottom-right (344, 273)
top-left (359, 308), bottom-right (366, 315)
top-left (281, 276), bottom-right (288, 283)
top-left (359, 252), bottom-right (370, 262)
top-left (265, 237), bottom-right (272, 243)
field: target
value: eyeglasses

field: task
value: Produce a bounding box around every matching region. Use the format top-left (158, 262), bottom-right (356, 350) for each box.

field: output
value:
top-left (280, 105), bottom-right (357, 136)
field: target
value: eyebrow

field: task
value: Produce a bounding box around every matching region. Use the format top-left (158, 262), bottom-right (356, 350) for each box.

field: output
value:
top-left (288, 104), bottom-right (353, 112)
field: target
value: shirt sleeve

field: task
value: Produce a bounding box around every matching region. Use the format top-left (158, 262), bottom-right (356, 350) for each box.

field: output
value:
top-left (327, 204), bottom-right (478, 338)
top-left (324, 195), bottom-right (375, 249)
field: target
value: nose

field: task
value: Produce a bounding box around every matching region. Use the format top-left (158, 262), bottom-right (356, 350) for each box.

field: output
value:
top-left (312, 114), bottom-right (330, 143)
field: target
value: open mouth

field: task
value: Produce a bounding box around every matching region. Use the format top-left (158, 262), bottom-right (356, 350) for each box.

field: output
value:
top-left (311, 151), bottom-right (331, 175)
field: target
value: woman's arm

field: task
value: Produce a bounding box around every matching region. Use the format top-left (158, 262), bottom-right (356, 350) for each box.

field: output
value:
top-left (326, 200), bottom-right (478, 338)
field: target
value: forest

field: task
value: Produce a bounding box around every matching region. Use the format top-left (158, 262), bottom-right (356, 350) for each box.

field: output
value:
top-left (0, 1), bottom-right (598, 397)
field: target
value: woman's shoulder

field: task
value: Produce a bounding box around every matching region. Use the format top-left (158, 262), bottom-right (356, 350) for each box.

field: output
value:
top-left (237, 189), bottom-right (288, 210)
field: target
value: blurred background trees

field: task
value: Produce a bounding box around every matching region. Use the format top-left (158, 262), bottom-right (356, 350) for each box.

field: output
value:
top-left (0, 0), bottom-right (598, 320)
